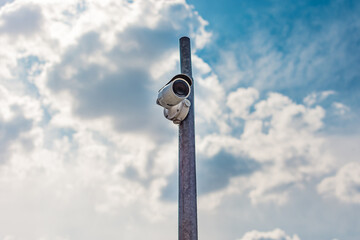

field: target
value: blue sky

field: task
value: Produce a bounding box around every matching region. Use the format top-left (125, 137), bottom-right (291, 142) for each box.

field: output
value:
top-left (191, 0), bottom-right (360, 131)
top-left (0, 0), bottom-right (359, 240)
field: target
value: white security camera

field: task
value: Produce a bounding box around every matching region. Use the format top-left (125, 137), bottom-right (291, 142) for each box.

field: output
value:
top-left (156, 74), bottom-right (192, 124)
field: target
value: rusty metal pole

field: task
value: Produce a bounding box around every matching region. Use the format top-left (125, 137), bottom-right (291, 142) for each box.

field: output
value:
top-left (179, 36), bottom-right (198, 240)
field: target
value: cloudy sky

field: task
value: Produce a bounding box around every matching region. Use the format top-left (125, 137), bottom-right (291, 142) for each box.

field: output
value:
top-left (0, 0), bottom-right (359, 239)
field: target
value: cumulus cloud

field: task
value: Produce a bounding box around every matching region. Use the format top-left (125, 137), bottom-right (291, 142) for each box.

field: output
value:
top-left (0, 3), bottom-right (43, 37)
top-left (227, 87), bottom-right (259, 119)
top-left (0, 0), bottom-right (358, 239)
top-left (0, 85), bottom-right (42, 162)
top-left (32, 0), bottom-right (210, 139)
top-left (197, 151), bottom-right (259, 195)
top-left (238, 228), bottom-right (301, 240)
top-left (318, 162), bottom-right (360, 204)
top-left (195, 0), bottom-right (360, 209)
top-left (0, 0), bottom-right (13, 7)
top-left (0, 0), bottom-right (210, 238)
top-left (198, 88), bottom-right (334, 205)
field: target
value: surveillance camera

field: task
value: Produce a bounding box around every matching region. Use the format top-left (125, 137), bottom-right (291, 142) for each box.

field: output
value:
top-left (156, 74), bottom-right (192, 124)
top-left (156, 74), bottom-right (192, 109)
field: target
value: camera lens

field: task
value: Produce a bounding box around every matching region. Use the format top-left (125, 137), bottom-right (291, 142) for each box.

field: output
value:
top-left (173, 80), bottom-right (189, 97)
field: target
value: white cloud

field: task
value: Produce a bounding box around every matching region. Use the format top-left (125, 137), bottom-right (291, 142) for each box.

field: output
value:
top-left (214, 50), bottom-right (247, 89)
top-left (195, 73), bottom-right (230, 134)
top-left (0, 85), bottom-right (42, 162)
top-left (238, 228), bottom-right (301, 240)
top-left (0, 0), bottom-right (209, 238)
top-left (198, 88), bottom-right (334, 205)
top-left (0, 0), bottom-right (359, 239)
top-left (303, 90), bottom-right (336, 106)
top-left (318, 162), bottom-right (360, 204)
top-left (212, 2), bottom-right (360, 111)
top-left (0, 3), bottom-right (43, 36)
top-left (227, 87), bottom-right (259, 119)
top-left (242, 93), bottom-right (327, 163)
top-left (332, 102), bottom-right (350, 116)
top-left (196, 0), bottom-right (360, 210)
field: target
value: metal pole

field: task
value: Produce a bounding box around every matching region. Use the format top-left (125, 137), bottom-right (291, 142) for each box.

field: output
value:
top-left (179, 36), bottom-right (198, 240)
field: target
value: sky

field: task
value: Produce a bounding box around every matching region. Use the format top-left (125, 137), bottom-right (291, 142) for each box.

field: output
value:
top-left (0, 0), bottom-right (359, 239)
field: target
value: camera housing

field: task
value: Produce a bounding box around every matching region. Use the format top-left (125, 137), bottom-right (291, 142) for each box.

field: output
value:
top-left (156, 74), bottom-right (192, 124)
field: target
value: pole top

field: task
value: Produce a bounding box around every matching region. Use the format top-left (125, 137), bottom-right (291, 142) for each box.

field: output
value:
top-left (180, 36), bottom-right (190, 41)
